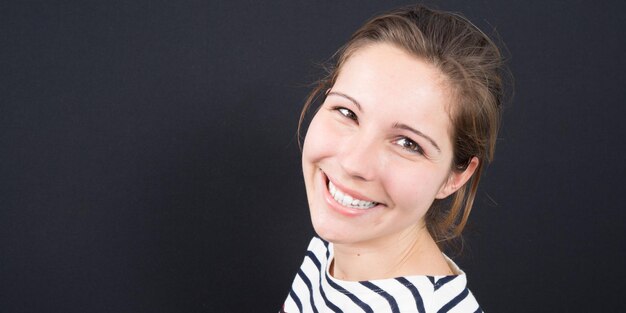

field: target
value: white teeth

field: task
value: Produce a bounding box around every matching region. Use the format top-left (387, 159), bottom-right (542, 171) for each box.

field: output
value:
top-left (342, 195), bottom-right (353, 206)
top-left (327, 180), bottom-right (377, 209)
top-left (329, 182), bottom-right (336, 196)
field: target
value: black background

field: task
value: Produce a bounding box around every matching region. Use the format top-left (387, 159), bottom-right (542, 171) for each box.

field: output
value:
top-left (2, 1), bottom-right (625, 312)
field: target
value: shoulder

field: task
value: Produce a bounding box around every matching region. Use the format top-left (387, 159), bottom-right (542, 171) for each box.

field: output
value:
top-left (431, 256), bottom-right (483, 312)
top-left (304, 236), bottom-right (330, 259)
top-left (306, 236), bottom-right (328, 251)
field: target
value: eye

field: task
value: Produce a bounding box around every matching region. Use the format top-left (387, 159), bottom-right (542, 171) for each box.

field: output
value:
top-left (395, 137), bottom-right (424, 155)
top-left (334, 107), bottom-right (358, 121)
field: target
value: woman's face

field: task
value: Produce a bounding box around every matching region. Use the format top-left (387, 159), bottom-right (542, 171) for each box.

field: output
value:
top-left (302, 43), bottom-right (466, 247)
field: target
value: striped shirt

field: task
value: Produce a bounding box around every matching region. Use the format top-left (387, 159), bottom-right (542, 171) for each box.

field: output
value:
top-left (282, 237), bottom-right (483, 313)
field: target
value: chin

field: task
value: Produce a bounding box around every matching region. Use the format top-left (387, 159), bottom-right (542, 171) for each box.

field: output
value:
top-left (309, 207), bottom-right (376, 246)
top-left (309, 205), bottom-right (348, 244)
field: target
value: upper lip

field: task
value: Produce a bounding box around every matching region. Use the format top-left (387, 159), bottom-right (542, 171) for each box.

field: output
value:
top-left (324, 172), bottom-right (380, 204)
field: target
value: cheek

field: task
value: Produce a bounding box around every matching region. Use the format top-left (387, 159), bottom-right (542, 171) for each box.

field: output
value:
top-left (383, 164), bottom-right (448, 212)
top-left (302, 114), bottom-right (337, 163)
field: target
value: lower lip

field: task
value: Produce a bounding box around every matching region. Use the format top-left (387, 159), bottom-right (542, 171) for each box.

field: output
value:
top-left (320, 171), bottom-right (379, 217)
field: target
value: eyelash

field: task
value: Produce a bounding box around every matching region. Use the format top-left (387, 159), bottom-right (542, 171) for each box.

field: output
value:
top-left (332, 106), bottom-right (425, 156)
top-left (333, 106), bottom-right (358, 121)
top-left (395, 137), bottom-right (425, 155)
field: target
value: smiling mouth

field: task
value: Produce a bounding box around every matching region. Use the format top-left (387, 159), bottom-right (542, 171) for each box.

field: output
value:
top-left (327, 180), bottom-right (378, 209)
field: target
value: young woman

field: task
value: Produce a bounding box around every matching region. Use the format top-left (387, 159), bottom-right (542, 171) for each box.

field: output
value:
top-left (283, 4), bottom-right (505, 312)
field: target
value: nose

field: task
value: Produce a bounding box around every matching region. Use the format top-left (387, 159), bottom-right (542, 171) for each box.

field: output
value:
top-left (337, 131), bottom-right (379, 182)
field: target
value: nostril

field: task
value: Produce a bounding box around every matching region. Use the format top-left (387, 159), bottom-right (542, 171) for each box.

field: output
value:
top-left (339, 159), bottom-right (376, 182)
top-left (337, 138), bottom-right (378, 182)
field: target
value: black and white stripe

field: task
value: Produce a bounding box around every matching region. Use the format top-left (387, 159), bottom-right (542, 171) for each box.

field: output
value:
top-left (283, 237), bottom-right (483, 313)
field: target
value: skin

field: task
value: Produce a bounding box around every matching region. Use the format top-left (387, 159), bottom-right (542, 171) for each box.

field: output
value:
top-left (301, 43), bottom-right (478, 281)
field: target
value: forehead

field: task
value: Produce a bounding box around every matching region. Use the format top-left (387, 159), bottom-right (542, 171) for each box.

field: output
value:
top-left (332, 43), bottom-right (454, 139)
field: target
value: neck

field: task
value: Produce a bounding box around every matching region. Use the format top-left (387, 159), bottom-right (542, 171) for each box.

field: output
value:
top-left (330, 225), bottom-right (452, 281)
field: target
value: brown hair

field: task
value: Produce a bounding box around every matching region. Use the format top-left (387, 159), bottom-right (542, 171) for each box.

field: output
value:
top-left (299, 5), bottom-right (507, 251)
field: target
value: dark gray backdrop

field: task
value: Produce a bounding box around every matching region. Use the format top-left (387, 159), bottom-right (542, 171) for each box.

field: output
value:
top-left (2, 1), bottom-right (625, 312)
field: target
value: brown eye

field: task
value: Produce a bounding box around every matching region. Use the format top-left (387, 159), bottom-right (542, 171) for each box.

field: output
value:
top-left (336, 107), bottom-right (357, 121)
top-left (396, 137), bottom-right (424, 155)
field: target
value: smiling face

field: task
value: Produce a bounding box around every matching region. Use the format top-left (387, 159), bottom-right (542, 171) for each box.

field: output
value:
top-left (302, 43), bottom-right (469, 247)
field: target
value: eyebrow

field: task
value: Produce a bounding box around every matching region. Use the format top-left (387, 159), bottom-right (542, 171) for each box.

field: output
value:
top-left (393, 123), bottom-right (441, 152)
top-left (328, 91), bottom-right (440, 152)
top-left (327, 91), bottom-right (362, 112)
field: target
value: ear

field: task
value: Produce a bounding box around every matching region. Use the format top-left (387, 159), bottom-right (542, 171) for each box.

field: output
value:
top-left (436, 157), bottom-right (479, 199)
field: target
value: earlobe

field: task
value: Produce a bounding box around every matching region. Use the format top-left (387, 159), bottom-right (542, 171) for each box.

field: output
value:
top-left (436, 157), bottom-right (479, 199)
